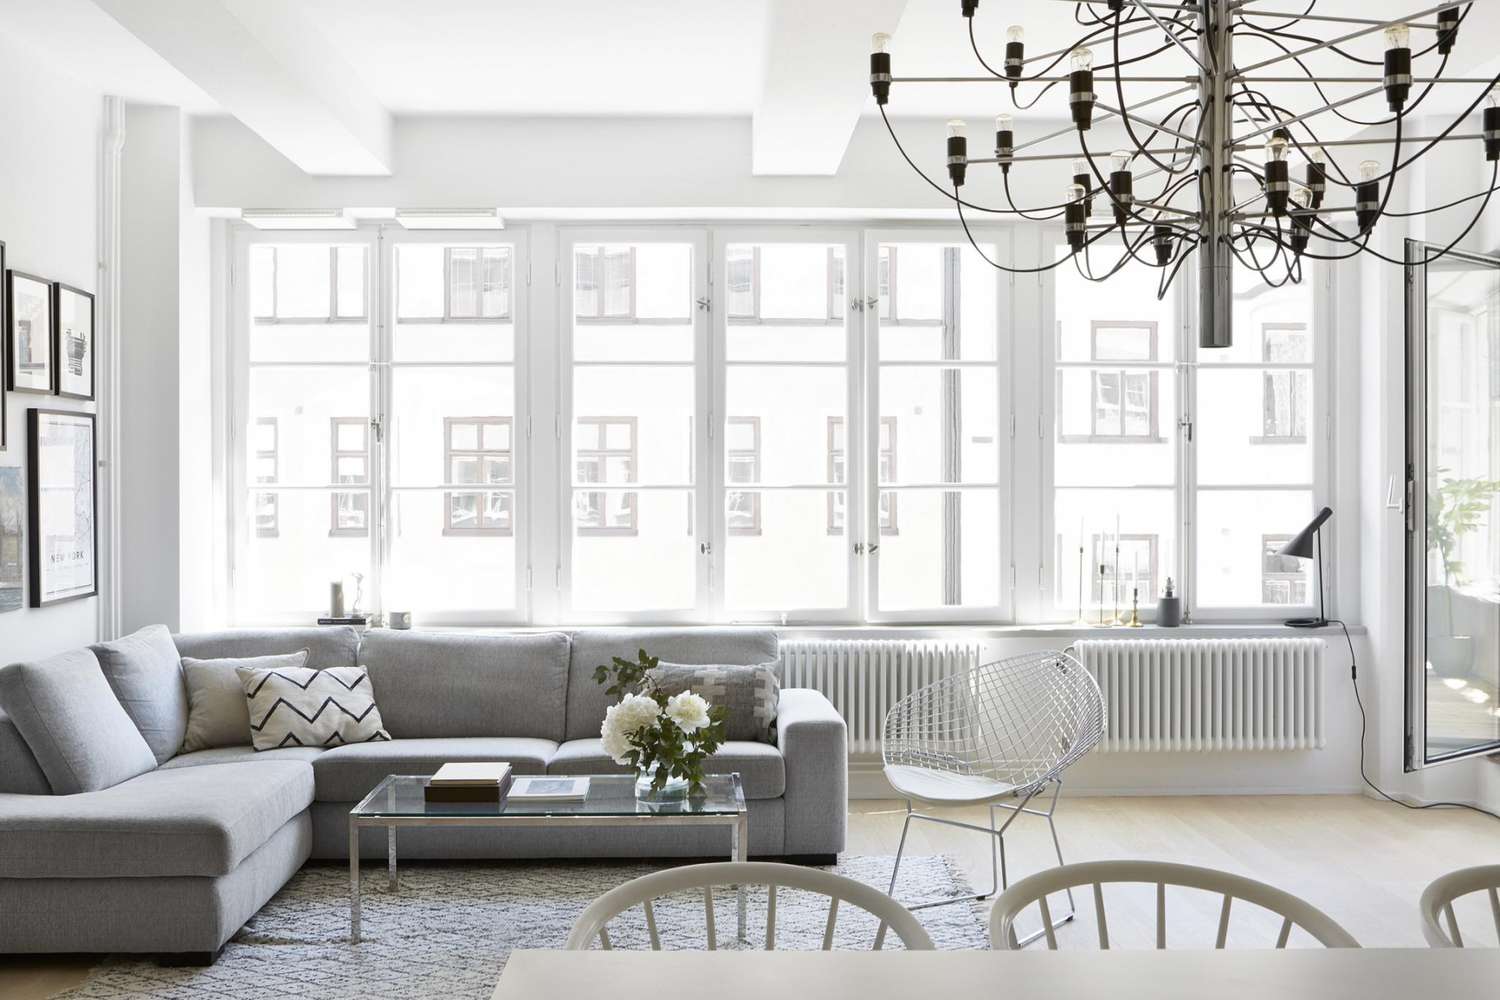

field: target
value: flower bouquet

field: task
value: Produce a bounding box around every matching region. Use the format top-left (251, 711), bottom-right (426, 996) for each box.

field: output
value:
top-left (595, 649), bottom-right (729, 799)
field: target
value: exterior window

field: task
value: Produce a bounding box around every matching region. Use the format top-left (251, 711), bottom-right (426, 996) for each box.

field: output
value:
top-left (250, 244), bottom-right (366, 322)
top-left (725, 247), bottom-right (844, 323)
top-left (827, 416), bottom-right (897, 535)
top-left (444, 417), bottom-right (513, 535)
top-left (254, 417), bottom-right (279, 538)
top-left (876, 246), bottom-right (942, 326)
top-left (1085, 321), bottom-right (1160, 441)
top-left (1261, 534), bottom-right (1309, 604)
top-left (726, 416), bottom-right (761, 536)
top-left (330, 418), bottom-right (370, 537)
top-left (574, 246), bottom-right (636, 320)
top-left (1091, 533), bottom-right (1159, 608)
top-left (576, 416), bottom-right (638, 535)
top-left (1258, 323), bottom-right (1310, 443)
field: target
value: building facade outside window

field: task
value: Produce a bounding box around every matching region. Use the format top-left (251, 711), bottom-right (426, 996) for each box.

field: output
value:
top-left (329, 417), bottom-right (370, 537)
top-left (576, 416), bottom-right (638, 535)
top-left (444, 417), bottom-right (513, 535)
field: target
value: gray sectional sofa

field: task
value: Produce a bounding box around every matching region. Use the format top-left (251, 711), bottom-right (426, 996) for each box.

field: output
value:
top-left (0, 626), bottom-right (847, 960)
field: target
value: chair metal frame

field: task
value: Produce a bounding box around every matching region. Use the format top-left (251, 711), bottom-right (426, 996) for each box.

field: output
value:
top-left (881, 649), bottom-right (1104, 946)
top-left (1419, 864), bottom-right (1500, 948)
top-left (564, 860), bottom-right (935, 952)
top-left (990, 859), bottom-right (1361, 950)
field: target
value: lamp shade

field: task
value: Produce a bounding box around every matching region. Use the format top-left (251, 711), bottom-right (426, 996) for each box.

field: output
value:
top-left (1277, 506), bottom-right (1333, 559)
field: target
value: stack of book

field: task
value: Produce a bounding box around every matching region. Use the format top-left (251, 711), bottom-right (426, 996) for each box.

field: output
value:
top-left (424, 762), bottom-right (513, 804)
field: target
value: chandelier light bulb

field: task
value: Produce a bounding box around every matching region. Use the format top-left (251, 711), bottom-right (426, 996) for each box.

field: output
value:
top-left (1310, 146), bottom-right (1326, 165)
top-left (1072, 157), bottom-right (1089, 176)
top-left (947, 119), bottom-right (967, 139)
top-left (1384, 22), bottom-right (1410, 50)
top-left (1110, 150), bottom-right (1132, 173)
top-left (995, 113), bottom-right (1013, 129)
top-left (1265, 135), bottom-right (1289, 162)
top-left (1006, 25), bottom-right (1025, 43)
top-left (945, 120), bottom-right (969, 187)
top-left (1069, 183), bottom-right (1086, 203)
top-left (1489, 91), bottom-right (1500, 109)
top-left (1359, 159), bottom-right (1381, 182)
top-left (872, 32), bottom-right (891, 54)
top-left (1070, 48), bottom-right (1094, 72)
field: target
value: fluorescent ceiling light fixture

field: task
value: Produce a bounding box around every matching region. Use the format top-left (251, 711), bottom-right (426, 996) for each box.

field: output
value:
top-left (241, 209), bottom-right (355, 230)
top-left (395, 208), bottom-right (504, 230)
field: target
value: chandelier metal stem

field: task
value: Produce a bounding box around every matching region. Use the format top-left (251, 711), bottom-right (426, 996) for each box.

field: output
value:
top-left (1199, 0), bottom-right (1235, 347)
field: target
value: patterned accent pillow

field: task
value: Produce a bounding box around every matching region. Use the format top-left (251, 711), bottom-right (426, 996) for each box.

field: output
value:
top-left (237, 665), bottom-right (390, 751)
top-left (652, 662), bottom-right (780, 744)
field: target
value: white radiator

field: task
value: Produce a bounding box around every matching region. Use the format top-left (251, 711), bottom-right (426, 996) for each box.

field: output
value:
top-left (780, 640), bottom-right (981, 755)
top-left (1073, 638), bottom-right (1325, 752)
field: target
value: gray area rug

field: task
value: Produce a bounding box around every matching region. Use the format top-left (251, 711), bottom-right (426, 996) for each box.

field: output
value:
top-left (62, 855), bottom-right (987, 999)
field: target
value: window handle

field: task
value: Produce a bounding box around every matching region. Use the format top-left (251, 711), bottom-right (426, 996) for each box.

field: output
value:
top-left (699, 541), bottom-right (712, 555)
top-left (1177, 416), bottom-right (1193, 442)
top-left (1385, 474), bottom-right (1402, 510)
top-left (695, 296), bottom-right (711, 312)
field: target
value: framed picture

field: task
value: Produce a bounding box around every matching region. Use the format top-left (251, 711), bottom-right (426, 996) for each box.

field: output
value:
top-left (0, 466), bottom-right (20, 614)
top-left (53, 283), bottom-right (94, 400)
top-left (6, 270), bottom-right (54, 394)
top-left (27, 409), bottom-right (96, 607)
top-left (0, 242), bottom-right (6, 449)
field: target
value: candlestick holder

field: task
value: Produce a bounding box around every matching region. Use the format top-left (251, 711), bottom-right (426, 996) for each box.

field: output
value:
top-left (1094, 564), bottom-right (1110, 626)
top-left (1110, 544), bottom-right (1124, 626)
top-left (1074, 545), bottom-right (1088, 625)
top-left (1128, 586), bottom-right (1144, 627)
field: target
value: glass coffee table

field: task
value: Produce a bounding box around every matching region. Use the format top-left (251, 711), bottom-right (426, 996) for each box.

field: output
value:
top-left (348, 773), bottom-right (748, 943)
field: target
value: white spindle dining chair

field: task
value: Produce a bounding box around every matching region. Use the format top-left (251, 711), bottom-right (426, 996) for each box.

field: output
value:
top-left (881, 649), bottom-right (1104, 944)
top-left (565, 861), bottom-right (934, 952)
top-left (989, 859), bottom-right (1360, 950)
top-left (1420, 864), bottom-right (1500, 947)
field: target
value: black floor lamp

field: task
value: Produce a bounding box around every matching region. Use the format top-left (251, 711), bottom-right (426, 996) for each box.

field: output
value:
top-left (1277, 506), bottom-right (1332, 628)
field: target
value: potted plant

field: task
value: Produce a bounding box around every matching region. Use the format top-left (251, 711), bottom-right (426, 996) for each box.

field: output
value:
top-left (595, 650), bottom-right (729, 800)
top-left (1426, 470), bottom-right (1500, 678)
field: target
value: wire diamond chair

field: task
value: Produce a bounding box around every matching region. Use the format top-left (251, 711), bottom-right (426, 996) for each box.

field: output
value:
top-left (881, 648), bottom-right (1104, 945)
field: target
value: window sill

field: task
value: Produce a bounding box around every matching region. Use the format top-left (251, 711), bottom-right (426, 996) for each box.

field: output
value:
top-left (357, 621), bottom-right (1366, 638)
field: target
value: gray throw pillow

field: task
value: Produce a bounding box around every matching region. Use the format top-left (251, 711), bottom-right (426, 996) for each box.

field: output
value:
top-left (238, 664), bottom-right (391, 751)
top-left (0, 649), bottom-right (158, 794)
top-left (653, 661), bottom-right (780, 744)
top-left (181, 650), bottom-right (309, 752)
top-left (90, 624), bottom-right (188, 764)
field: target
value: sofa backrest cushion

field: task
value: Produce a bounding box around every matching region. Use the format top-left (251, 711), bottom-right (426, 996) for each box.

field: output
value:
top-left (359, 630), bottom-right (571, 741)
top-left (0, 711), bottom-right (52, 795)
top-left (0, 649), bottom-right (158, 794)
top-left (564, 628), bottom-right (779, 741)
top-left (172, 627), bottom-right (360, 669)
top-left (90, 624), bottom-right (188, 764)
top-left (181, 650), bottom-right (310, 752)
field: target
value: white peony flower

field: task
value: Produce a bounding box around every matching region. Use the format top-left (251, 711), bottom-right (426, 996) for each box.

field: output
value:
top-left (665, 691), bottom-right (711, 735)
top-left (600, 693), bottom-right (663, 764)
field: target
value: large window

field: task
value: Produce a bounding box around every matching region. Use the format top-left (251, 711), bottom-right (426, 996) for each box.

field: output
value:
top-left (227, 223), bottom-right (1330, 627)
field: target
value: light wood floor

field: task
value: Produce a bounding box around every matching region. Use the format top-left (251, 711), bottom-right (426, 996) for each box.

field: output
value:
top-left (3, 794), bottom-right (1497, 997)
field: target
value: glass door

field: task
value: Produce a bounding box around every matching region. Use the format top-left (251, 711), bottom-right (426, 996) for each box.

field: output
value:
top-left (1406, 240), bottom-right (1500, 767)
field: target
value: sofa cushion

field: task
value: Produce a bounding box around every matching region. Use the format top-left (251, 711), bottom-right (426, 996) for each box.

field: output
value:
top-left (240, 665), bottom-right (390, 751)
top-left (0, 760), bottom-right (314, 878)
top-left (90, 624), bottom-right (189, 764)
top-left (182, 650), bottom-right (308, 752)
top-left (0, 712), bottom-right (51, 795)
top-left (360, 630), bottom-right (571, 741)
top-left (161, 745), bottom-right (325, 770)
top-left (565, 628), bottom-right (779, 741)
top-left (0, 649), bottom-right (158, 795)
top-left (312, 737), bottom-right (555, 802)
top-left (654, 661), bottom-right (780, 744)
top-left (548, 738), bottom-right (786, 800)
top-left (172, 627), bottom-right (359, 669)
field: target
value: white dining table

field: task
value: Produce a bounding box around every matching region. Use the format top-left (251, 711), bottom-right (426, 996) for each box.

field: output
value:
top-left (492, 947), bottom-right (1500, 999)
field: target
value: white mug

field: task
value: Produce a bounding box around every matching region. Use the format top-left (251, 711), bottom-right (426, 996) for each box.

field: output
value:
top-left (390, 611), bottom-right (412, 630)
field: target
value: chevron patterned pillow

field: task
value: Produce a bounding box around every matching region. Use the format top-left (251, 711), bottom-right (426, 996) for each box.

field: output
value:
top-left (237, 665), bottom-right (391, 751)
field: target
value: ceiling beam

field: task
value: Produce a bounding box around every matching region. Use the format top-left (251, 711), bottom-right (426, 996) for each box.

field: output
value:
top-left (751, 0), bottom-right (907, 176)
top-left (92, 0), bottom-right (392, 176)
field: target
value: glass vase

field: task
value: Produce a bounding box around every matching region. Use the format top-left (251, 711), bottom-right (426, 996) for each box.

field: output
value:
top-left (635, 762), bottom-right (690, 800)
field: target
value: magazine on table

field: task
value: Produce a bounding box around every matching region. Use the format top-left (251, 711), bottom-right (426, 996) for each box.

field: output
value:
top-left (508, 776), bottom-right (591, 801)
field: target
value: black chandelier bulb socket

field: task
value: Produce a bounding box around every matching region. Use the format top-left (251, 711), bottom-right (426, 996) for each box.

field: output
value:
top-left (1485, 105), bottom-right (1500, 162)
top-left (1073, 172), bottom-right (1093, 217)
top-left (1305, 160), bottom-right (1326, 209)
top-left (1069, 70), bottom-right (1095, 130)
top-left (1437, 6), bottom-right (1460, 55)
top-left (870, 51), bottom-right (892, 106)
top-left (1005, 41), bottom-right (1024, 81)
top-left (1152, 225), bottom-right (1174, 267)
top-left (1107, 0), bottom-right (1124, 9)
top-left (962, 0), bottom-right (979, 17)
top-left (995, 129), bottom-right (1014, 172)
top-left (1356, 179), bottom-right (1381, 234)
top-left (1109, 170), bottom-right (1133, 227)
top-left (1265, 159), bottom-right (1290, 218)
top-left (947, 134), bottom-right (968, 187)
top-left (1290, 225), bottom-right (1310, 257)
top-left (1065, 202), bottom-right (1087, 254)
top-left (1383, 47), bottom-right (1412, 113)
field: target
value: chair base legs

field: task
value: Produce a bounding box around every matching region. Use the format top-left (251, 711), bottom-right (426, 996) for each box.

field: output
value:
top-left (887, 780), bottom-right (1077, 945)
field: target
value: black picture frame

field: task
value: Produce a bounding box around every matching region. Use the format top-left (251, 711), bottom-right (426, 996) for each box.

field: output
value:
top-left (26, 408), bottom-right (97, 607)
top-left (0, 240), bottom-right (6, 451)
top-left (6, 269), bottom-right (55, 396)
top-left (52, 283), bottom-right (95, 401)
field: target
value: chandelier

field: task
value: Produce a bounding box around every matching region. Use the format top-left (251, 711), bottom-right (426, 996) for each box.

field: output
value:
top-left (869, 0), bottom-right (1498, 347)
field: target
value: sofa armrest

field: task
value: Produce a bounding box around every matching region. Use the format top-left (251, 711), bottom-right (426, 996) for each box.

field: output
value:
top-left (776, 688), bottom-right (847, 856)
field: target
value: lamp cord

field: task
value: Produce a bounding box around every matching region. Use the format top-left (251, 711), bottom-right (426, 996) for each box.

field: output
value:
top-left (1330, 619), bottom-right (1500, 822)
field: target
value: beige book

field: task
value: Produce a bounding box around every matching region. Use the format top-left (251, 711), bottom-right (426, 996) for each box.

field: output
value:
top-left (430, 762), bottom-right (513, 786)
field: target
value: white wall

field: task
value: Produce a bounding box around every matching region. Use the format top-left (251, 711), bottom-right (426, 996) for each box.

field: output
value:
top-left (0, 33), bottom-right (103, 663)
